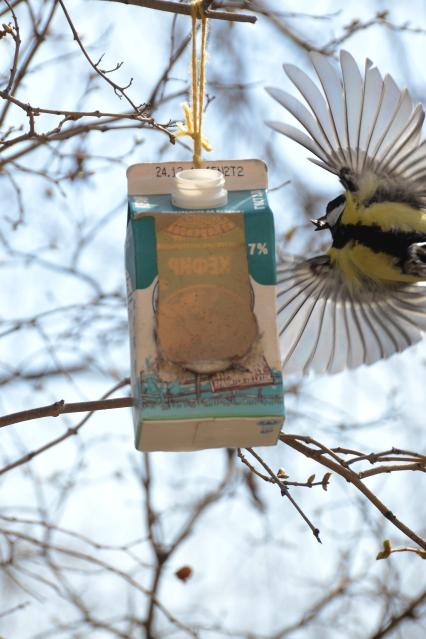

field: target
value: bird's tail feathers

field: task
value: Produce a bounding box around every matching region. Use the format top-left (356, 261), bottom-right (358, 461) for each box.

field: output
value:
top-left (277, 255), bottom-right (426, 375)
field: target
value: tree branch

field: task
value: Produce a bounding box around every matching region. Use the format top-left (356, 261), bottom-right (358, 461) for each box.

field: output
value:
top-left (0, 394), bottom-right (133, 428)
top-left (280, 433), bottom-right (426, 552)
top-left (2, 393), bottom-right (426, 551)
top-left (243, 447), bottom-right (322, 543)
top-left (0, 379), bottom-right (131, 477)
top-left (369, 587), bottom-right (426, 639)
top-left (100, 0), bottom-right (257, 23)
top-left (56, 0), bottom-right (175, 141)
top-left (1, 0), bottom-right (21, 95)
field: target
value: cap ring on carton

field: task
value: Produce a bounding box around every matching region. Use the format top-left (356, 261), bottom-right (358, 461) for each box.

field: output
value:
top-left (171, 169), bottom-right (228, 209)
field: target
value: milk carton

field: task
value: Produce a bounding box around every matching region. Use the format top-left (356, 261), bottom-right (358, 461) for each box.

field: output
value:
top-left (126, 159), bottom-right (284, 451)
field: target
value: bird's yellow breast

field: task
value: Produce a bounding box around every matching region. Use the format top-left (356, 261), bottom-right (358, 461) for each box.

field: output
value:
top-left (342, 192), bottom-right (426, 233)
top-left (328, 191), bottom-right (426, 288)
top-left (328, 244), bottom-right (419, 286)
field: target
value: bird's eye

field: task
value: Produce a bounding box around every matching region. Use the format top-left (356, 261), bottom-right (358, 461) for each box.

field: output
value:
top-left (325, 202), bottom-right (345, 228)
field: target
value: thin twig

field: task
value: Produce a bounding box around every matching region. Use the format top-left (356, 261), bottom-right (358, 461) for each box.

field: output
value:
top-left (0, 601), bottom-right (30, 620)
top-left (238, 448), bottom-right (327, 488)
top-left (0, 0), bottom-right (57, 128)
top-left (2, 0), bottom-right (21, 94)
top-left (0, 527), bottom-right (196, 636)
top-left (244, 448), bottom-right (322, 543)
top-left (359, 462), bottom-right (426, 479)
top-left (56, 0), bottom-right (174, 141)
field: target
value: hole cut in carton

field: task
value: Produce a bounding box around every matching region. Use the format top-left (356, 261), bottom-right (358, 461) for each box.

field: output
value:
top-left (154, 211), bottom-right (258, 374)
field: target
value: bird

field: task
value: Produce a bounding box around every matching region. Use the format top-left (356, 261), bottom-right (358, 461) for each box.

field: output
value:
top-left (266, 50), bottom-right (426, 375)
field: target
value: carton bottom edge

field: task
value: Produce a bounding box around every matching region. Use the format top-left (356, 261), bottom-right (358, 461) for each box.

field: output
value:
top-left (135, 416), bottom-right (284, 452)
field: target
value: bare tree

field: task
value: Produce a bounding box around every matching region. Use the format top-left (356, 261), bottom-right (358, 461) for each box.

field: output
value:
top-left (1, 1), bottom-right (426, 637)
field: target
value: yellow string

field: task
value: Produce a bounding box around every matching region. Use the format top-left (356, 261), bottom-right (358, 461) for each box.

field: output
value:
top-left (175, 0), bottom-right (212, 167)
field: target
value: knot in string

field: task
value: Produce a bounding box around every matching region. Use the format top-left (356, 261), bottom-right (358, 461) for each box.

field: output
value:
top-left (175, 0), bottom-right (212, 167)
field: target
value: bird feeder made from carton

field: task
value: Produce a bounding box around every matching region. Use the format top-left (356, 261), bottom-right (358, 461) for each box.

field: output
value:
top-left (125, 159), bottom-right (285, 452)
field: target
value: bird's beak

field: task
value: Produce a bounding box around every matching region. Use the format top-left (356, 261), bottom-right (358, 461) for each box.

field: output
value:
top-left (310, 217), bottom-right (329, 231)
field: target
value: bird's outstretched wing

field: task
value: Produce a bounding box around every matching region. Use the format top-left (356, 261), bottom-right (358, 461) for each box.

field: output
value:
top-left (277, 255), bottom-right (426, 374)
top-left (266, 51), bottom-right (426, 206)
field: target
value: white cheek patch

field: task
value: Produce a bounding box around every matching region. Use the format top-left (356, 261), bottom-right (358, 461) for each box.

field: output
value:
top-left (326, 202), bottom-right (345, 227)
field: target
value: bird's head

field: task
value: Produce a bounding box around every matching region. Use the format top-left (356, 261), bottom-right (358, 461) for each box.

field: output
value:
top-left (311, 193), bottom-right (346, 234)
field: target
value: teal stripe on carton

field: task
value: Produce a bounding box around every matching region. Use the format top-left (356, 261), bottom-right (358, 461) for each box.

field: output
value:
top-left (243, 210), bottom-right (276, 286)
top-left (132, 216), bottom-right (158, 289)
top-left (135, 366), bottom-right (284, 420)
top-left (128, 188), bottom-right (277, 289)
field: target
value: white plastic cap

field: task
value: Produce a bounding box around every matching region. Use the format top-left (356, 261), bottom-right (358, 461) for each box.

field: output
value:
top-left (171, 169), bottom-right (228, 209)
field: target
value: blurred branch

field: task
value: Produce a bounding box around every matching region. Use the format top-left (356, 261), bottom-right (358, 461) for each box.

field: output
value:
top-left (236, 4), bottom-right (426, 54)
top-left (369, 587), bottom-right (426, 639)
top-left (1, 0), bottom-right (21, 94)
top-left (0, 601), bottom-right (30, 620)
top-left (148, 32), bottom-right (192, 107)
top-left (0, 526), bottom-right (196, 636)
top-left (0, 0), bottom-right (26, 18)
top-left (270, 577), bottom-right (350, 639)
top-left (138, 448), bottom-right (234, 636)
top-left (0, 1), bottom-right (58, 127)
top-left (323, 11), bottom-right (426, 53)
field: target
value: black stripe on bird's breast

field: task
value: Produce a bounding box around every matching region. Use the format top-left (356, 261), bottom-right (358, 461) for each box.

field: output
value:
top-left (326, 193), bottom-right (345, 213)
top-left (332, 223), bottom-right (426, 259)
